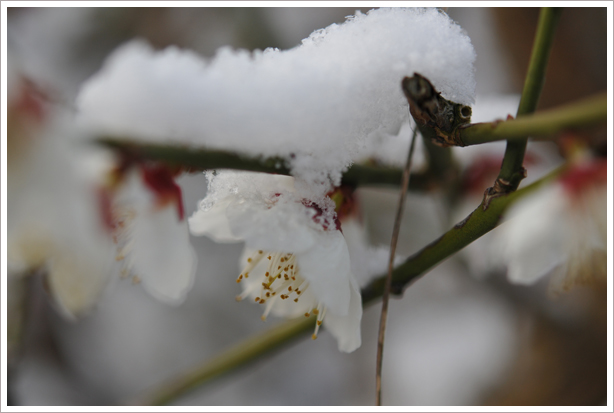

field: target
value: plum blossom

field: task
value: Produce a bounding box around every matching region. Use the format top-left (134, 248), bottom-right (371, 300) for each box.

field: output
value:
top-left (7, 72), bottom-right (114, 317)
top-left (189, 172), bottom-right (362, 352)
top-left (8, 62), bottom-right (196, 315)
top-left (493, 156), bottom-right (607, 292)
top-left (101, 161), bottom-right (197, 304)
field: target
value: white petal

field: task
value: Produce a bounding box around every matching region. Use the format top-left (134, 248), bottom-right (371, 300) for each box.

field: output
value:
top-left (188, 197), bottom-right (242, 243)
top-left (47, 249), bottom-right (111, 319)
top-left (131, 206), bottom-right (196, 304)
top-left (494, 185), bottom-right (568, 284)
top-left (226, 199), bottom-right (317, 253)
top-left (324, 276), bottom-right (362, 353)
top-left (296, 230), bottom-right (351, 315)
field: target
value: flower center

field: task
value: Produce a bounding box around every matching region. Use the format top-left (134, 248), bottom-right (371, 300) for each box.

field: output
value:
top-left (235, 250), bottom-right (326, 340)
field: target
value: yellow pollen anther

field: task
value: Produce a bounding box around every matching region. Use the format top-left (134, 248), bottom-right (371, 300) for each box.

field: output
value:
top-left (278, 266), bottom-right (281, 270)
top-left (266, 292), bottom-right (271, 297)
top-left (265, 272), bottom-right (270, 276)
top-left (247, 258), bottom-right (252, 263)
top-left (258, 250), bottom-right (263, 254)
top-left (280, 258), bottom-right (285, 262)
top-left (268, 256), bottom-right (272, 260)
top-left (245, 272), bottom-right (249, 277)
top-left (284, 266), bottom-right (289, 271)
top-left (261, 315), bottom-right (267, 321)
top-left (259, 299), bottom-right (266, 304)
top-left (317, 320), bottom-right (322, 326)
top-left (288, 286), bottom-right (293, 291)
top-left (312, 334), bottom-right (318, 340)
top-left (290, 265), bottom-right (294, 269)
top-left (312, 309), bottom-right (319, 315)
top-left (304, 313), bottom-right (310, 317)
top-left (294, 298), bottom-right (299, 302)
top-left (277, 274), bottom-right (281, 279)
top-left (235, 295), bottom-right (242, 302)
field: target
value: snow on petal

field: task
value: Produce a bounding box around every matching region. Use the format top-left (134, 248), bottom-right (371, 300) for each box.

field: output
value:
top-left (226, 198), bottom-right (319, 254)
top-left (77, 7), bottom-right (476, 189)
top-left (189, 171), bottom-right (362, 351)
top-left (188, 197), bottom-right (242, 243)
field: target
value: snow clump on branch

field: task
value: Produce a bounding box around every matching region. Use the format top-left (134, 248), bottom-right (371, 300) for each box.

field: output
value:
top-left (76, 7), bottom-right (476, 194)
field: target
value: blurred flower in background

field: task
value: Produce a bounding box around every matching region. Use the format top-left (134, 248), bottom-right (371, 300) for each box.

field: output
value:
top-left (4, 6), bottom-right (608, 407)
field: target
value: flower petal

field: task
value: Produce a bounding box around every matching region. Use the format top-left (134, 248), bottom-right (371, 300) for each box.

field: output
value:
top-left (494, 185), bottom-right (568, 284)
top-left (324, 276), bottom-right (362, 353)
top-left (131, 205), bottom-right (196, 304)
top-left (188, 197), bottom-right (242, 243)
top-left (296, 230), bottom-right (351, 315)
top-left (226, 199), bottom-right (317, 253)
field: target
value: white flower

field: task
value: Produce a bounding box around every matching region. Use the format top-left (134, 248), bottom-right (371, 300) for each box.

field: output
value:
top-left (7, 74), bottom-right (114, 318)
top-left (189, 172), bottom-right (362, 352)
top-left (493, 158), bottom-right (607, 292)
top-left (8, 66), bottom-right (196, 315)
top-left (103, 162), bottom-right (197, 304)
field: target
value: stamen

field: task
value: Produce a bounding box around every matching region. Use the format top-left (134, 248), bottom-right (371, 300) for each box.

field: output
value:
top-left (236, 250), bottom-right (329, 346)
top-left (312, 305), bottom-right (326, 340)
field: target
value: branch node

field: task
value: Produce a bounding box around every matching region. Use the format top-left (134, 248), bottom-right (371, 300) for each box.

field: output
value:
top-left (482, 167), bottom-right (527, 210)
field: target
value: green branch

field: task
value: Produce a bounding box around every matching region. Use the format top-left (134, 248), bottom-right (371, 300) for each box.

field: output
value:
top-left (133, 315), bottom-right (316, 406)
top-left (459, 92), bottom-right (607, 146)
top-left (496, 7), bottom-right (562, 192)
top-left (96, 137), bottom-right (442, 190)
top-left (132, 167), bottom-right (560, 406)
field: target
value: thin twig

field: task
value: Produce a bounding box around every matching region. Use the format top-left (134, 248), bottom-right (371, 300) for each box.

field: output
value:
top-left (375, 120), bottom-right (418, 406)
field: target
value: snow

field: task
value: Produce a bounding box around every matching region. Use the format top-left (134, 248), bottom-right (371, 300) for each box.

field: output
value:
top-left (77, 7), bottom-right (476, 193)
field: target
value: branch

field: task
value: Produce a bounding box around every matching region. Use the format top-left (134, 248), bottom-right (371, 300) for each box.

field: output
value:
top-left (458, 92), bottom-right (607, 146)
top-left (132, 315), bottom-right (316, 406)
top-left (96, 137), bottom-right (441, 190)
top-left (132, 166), bottom-right (561, 406)
top-left (496, 7), bottom-right (562, 193)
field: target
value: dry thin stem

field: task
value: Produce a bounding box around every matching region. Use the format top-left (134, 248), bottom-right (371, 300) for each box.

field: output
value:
top-left (375, 120), bottom-right (418, 406)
